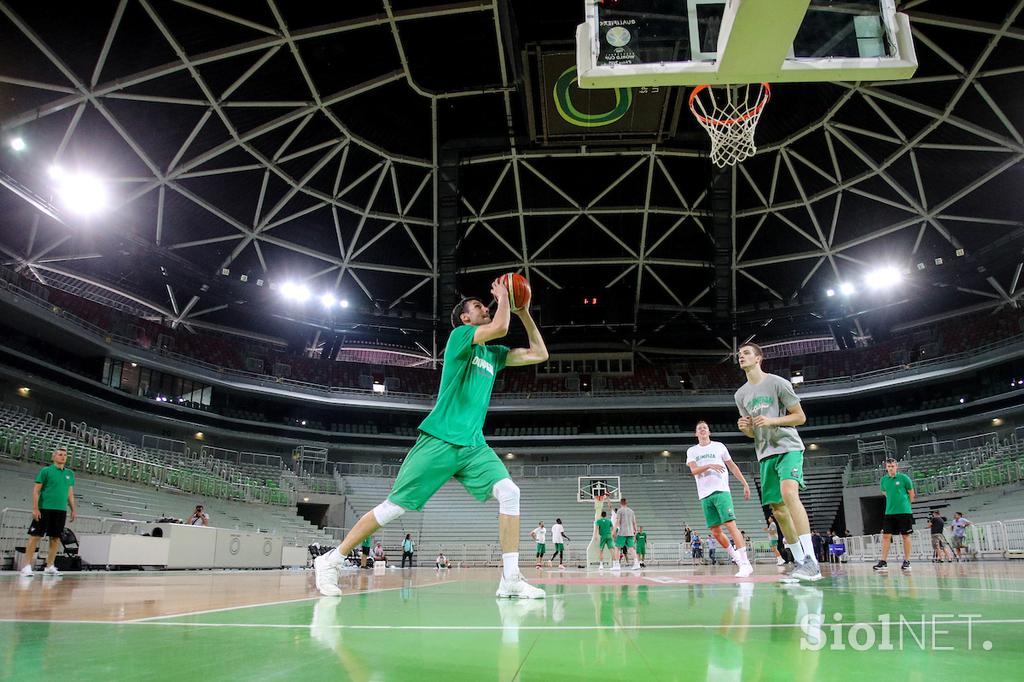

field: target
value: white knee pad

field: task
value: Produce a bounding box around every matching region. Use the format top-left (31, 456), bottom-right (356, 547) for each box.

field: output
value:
top-left (492, 478), bottom-right (520, 516)
top-left (372, 500), bottom-right (406, 526)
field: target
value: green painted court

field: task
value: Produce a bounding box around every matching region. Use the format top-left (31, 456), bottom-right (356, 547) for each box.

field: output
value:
top-left (4, 564), bottom-right (1024, 681)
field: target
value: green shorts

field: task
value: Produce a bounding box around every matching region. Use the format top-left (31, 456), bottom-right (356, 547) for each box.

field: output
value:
top-left (536, 543), bottom-right (545, 554)
top-left (758, 450), bottom-right (806, 506)
top-left (615, 535), bottom-right (635, 549)
top-left (636, 543), bottom-right (646, 555)
top-left (388, 433), bottom-right (510, 511)
top-left (769, 539), bottom-right (778, 547)
top-left (700, 490), bottom-right (736, 528)
top-left (555, 543), bottom-right (564, 552)
top-left (599, 536), bottom-right (614, 550)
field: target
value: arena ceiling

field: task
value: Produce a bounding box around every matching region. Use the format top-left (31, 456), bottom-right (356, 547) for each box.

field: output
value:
top-left (1, 1), bottom-right (1023, 358)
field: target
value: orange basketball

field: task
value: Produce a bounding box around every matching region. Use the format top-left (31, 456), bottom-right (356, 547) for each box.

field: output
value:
top-left (502, 272), bottom-right (531, 312)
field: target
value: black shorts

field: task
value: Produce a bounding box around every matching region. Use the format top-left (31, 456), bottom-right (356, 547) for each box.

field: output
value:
top-left (882, 514), bottom-right (914, 535)
top-left (28, 509), bottom-right (67, 538)
top-left (360, 545), bottom-right (371, 555)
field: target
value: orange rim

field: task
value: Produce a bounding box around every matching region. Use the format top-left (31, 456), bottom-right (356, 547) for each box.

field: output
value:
top-left (689, 83), bottom-right (771, 126)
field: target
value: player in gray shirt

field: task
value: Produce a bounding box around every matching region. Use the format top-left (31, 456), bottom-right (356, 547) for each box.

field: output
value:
top-left (612, 498), bottom-right (640, 571)
top-left (735, 342), bottom-right (821, 582)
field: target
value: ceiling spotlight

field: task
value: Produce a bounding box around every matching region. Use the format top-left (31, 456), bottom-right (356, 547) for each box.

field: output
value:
top-left (9, 137), bottom-right (26, 151)
top-left (320, 293), bottom-right (336, 309)
top-left (340, 299), bottom-right (349, 308)
top-left (865, 266), bottom-right (901, 290)
top-left (839, 282), bottom-right (856, 296)
top-left (280, 281), bottom-right (310, 303)
top-left (935, 257), bottom-right (944, 266)
top-left (50, 167), bottom-right (108, 216)
top-left (825, 288), bottom-right (835, 297)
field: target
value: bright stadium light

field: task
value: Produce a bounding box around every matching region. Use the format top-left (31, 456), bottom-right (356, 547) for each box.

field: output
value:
top-left (865, 266), bottom-right (902, 290)
top-left (339, 299), bottom-right (349, 309)
top-left (839, 282), bottom-right (856, 296)
top-left (49, 166), bottom-right (108, 216)
top-left (9, 137), bottom-right (26, 152)
top-left (280, 281), bottom-right (310, 303)
top-left (825, 288), bottom-right (836, 297)
top-left (320, 293), bottom-right (336, 309)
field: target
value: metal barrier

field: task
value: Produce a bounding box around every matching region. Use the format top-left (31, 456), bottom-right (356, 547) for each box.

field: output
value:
top-left (0, 508), bottom-right (152, 566)
top-left (841, 519), bottom-right (1024, 562)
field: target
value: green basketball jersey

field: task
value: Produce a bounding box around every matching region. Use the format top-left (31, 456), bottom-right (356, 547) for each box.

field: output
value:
top-left (418, 325), bottom-right (509, 447)
top-left (35, 464), bottom-right (75, 511)
top-left (880, 472), bottom-right (914, 515)
top-left (595, 517), bottom-right (612, 538)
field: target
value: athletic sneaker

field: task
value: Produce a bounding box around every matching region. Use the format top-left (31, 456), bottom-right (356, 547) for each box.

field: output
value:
top-left (496, 573), bottom-right (545, 599)
top-left (558, 564), bottom-right (565, 570)
top-left (631, 562), bottom-right (641, 570)
top-left (42, 565), bottom-right (60, 576)
top-left (791, 558), bottom-right (823, 582)
top-left (735, 563), bottom-right (754, 578)
top-left (598, 562), bottom-right (605, 570)
top-left (901, 560), bottom-right (912, 572)
top-left (314, 554), bottom-right (342, 596)
top-left (776, 557), bottom-right (786, 566)
top-left (872, 560), bottom-right (888, 572)
top-left (20, 564), bottom-right (33, 577)
top-left (611, 562), bottom-right (621, 571)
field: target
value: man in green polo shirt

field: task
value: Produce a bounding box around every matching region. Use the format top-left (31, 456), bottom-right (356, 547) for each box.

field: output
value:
top-left (594, 511), bottom-right (614, 569)
top-left (21, 448), bottom-right (76, 576)
top-left (635, 527), bottom-right (648, 568)
top-left (315, 277), bottom-right (549, 599)
top-left (874, 458), bottom-right (916, 572)
top-left (359, 535), bottom-right (373, 569)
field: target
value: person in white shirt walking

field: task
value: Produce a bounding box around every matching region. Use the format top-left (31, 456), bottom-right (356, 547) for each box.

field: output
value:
top-left (531, 522), bottom-right (547, 568)
top-left (686, 421), bottom-right (754, 578)
top-left (547, 519), bottom-right (569, 568)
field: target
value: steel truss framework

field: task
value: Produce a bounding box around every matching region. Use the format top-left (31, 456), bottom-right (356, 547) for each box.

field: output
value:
top-left (0, 1), bottom-right (1021, 359)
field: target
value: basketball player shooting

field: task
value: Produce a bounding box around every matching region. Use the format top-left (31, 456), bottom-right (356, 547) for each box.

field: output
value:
top-left (315, 274), bottom-right (549, 599)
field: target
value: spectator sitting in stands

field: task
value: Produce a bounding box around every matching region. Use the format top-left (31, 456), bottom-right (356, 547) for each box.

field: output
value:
top-left (188, 504), bottom-right (209, 526)
top-left (372, 542), bottom-right (386, 563)
top-left (436, 552), bottom-right (451, 569)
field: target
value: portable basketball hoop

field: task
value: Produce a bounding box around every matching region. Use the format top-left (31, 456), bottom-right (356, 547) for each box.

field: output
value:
top-left (689, 82), bottom-right (771, 168)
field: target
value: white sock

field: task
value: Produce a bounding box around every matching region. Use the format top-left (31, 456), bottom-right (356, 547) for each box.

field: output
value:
top-left (787, 542), bottom-right (805, 564)
top-left (726, 545), bottom-right (737, 559)
top-left (737, 547), bottom-right (749, 565)
top-left (325, 548), bottom-right (342, 566)
top-left (799, 534), bottom-right (816, 562)
top-left (502, 552), bottom-right (519, 579)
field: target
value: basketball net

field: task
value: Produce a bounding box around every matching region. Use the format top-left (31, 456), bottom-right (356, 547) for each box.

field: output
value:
top-left (689, 83), bottom-right (771, 168)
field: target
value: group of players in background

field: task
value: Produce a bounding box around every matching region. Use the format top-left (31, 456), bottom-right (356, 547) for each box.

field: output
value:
top-left (315, 276), bottom-right (827, 598)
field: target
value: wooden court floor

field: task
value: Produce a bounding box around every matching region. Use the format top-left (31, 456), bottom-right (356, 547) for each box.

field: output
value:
top-left (3, 562), bottom-right (1024, 680)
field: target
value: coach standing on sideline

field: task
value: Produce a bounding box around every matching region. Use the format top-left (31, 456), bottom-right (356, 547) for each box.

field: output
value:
top-left (20, 448), bottom-right (76, 576)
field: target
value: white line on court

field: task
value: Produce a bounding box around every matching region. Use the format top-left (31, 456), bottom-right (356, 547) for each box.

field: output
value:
top-left (1, 619), bottom-right (1023, 631)
top-left (130, 580), bottom-right (451, 622)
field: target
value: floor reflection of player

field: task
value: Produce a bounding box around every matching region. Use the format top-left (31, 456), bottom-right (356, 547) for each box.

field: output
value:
top-left (706, 583), bottom-right (753, 682)
top-left (496, 598), bottom-right (546, 680)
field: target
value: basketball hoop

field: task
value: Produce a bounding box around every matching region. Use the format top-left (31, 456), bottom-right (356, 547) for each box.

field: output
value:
top-left (689, 83), bottom-right (771, 168)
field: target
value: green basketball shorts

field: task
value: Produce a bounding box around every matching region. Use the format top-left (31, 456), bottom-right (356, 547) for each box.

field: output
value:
top-left (758, 450), bottom-right (806, 506)
top-left (387, 433), bottom-right (510, 511)
top-left (700, 490), bottom-right (736, 528)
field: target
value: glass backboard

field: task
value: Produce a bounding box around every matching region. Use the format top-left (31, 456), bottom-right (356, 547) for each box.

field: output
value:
top-left (577, 0), bottom-right (917, 87)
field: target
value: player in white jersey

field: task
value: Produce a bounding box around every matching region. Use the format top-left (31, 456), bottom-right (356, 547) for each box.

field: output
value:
top-left (547, 519), bottom-right (569, 568)
top-left (686, 421), bottom-right (754, 577)
top-left (530, 522), bottom-right (547, 569)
